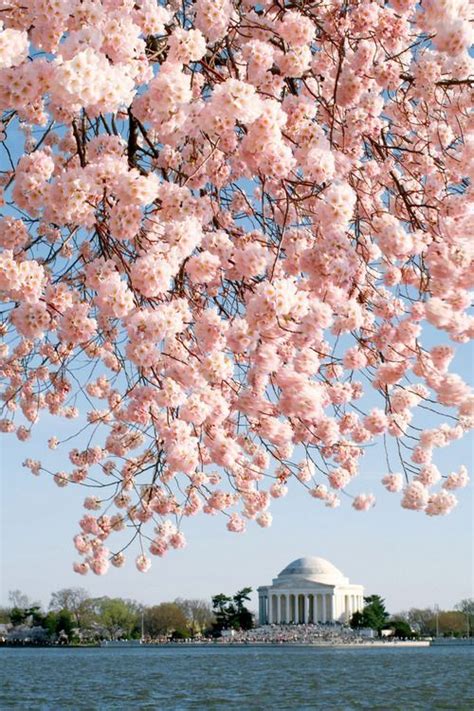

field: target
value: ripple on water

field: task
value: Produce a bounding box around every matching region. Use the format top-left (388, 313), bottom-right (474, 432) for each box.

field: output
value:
top-left (0, 646), bottom-right (473, 710)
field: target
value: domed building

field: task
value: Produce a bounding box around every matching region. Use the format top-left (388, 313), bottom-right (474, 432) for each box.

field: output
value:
top-left (257, 556), bottom-right (364, 625)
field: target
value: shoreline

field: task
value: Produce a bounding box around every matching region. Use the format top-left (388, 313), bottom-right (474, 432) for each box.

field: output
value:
top-left (2, 639), bottom-right (472, 650)
top-left (134, 641), bottom-right (433, 649)
top-left (1, 640), bottom-right (433, 649)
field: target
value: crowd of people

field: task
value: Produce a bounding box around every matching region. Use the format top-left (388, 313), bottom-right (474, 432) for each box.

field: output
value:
top-left (218, 623), bottom-right (373, 645)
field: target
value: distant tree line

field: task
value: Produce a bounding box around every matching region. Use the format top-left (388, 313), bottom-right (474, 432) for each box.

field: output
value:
top-left (0, 588), bottom-right (216, 643)
top-left (350, 595), bottom-right (474, 639)
top-left (0, 587), bottom-right (256, 644)
top-left (395, 599), bottom-right (474, 638)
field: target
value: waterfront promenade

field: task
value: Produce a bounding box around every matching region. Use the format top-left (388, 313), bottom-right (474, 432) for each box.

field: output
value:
top-left (102, 623), bottom-right (434, 648)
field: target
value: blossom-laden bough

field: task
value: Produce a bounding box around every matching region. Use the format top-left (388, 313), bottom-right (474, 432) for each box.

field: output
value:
top-left (0, 0), bottom-right (473, 575)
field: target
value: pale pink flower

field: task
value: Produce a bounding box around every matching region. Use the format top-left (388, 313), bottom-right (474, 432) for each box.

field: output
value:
top-left (401, 482), bottom-right (429, 511)
top-left (425, 491), bottom-right (458, 516)
top-left (73, 562), bottom-right (89, 575)
top-left (54, 472), bottom-right (69, 487)
top-left (442, 466), bottom-right (469, 490)
top-left (91, 557), bottom-right (110, 576)
top-left (352, 493), bottom-right (375, 511)
top-left (226, 513), bottom-right (246, 533)
top-left (328, 468), bottom-right (351, 490)
top-left (135, 554), bottom-right (152, 572)
top-left (257, 512), bottom-right (273, 528)
top-left (382, 473), bottom-right (403, 493)
top-left (111, 552), bottom-right (126, 568)
top-left (415, 464), bottom-right (441, 487)
top-left (169, 532), bottom-right (187, 549)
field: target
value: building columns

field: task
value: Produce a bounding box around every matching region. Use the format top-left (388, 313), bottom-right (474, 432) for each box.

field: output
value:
top-left (290, 595), bottom-right (296, 623)
top-left (304, 595), bottom-right (310, 624)
top-left (258, 593), bottom-right (270, 624)
top-left (269, 594), bottom-right (277, 624)
top-left (349, 595), bottom-right (354, 618)
top-left (260, 589), bottom-right (362, 626)
top-left (328, 595), bottom-right (334, 622)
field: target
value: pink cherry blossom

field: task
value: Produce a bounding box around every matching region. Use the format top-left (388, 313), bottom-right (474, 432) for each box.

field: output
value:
top-left (401, 482), bottom-right (429, 512)
top-left (0, 0), bottom-right (471, 574)
top-left (111, 552), bottom-right (126, 568)
top-left (382, 474), bottom-right (404, 494)
top-left (442, 466), bottom-right (469, 491)
top-left (425, 491), bottom-right (458, 517)
top-left (135, 554), bottom-right (151, 573)
top-left (352, 494), bottom-right (376, 512)
top-left (73, 562), bottom-right (89, 576)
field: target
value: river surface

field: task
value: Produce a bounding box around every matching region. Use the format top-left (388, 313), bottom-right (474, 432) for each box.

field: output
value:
top-left (1, 645), bottom-right (473, 710)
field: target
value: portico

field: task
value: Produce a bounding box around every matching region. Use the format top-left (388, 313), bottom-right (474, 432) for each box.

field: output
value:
top-left (258, 556), bottom-right (364, 625)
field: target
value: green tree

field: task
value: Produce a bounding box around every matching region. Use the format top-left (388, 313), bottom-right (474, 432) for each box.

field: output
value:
top-left (49, 587), bottom-right (92, 628)
top-left (10, 607), bottom-right (28, 626)
top-left (349, 610), bottom-right (365, 629)
top-left (211, 594), bottom-right (235, 631)
top-left (403, 608), bottom-right (436, 636)
top-left (437, 611), bottom-right (468, 637)
top-left (55, 609), bottom-right (75, 641)
top-left (351, 595), bottom-right (389, 636)
top-left (43, 611), bottom-right (60, 638)
top-left (93, 598), bottom-right (140, 640)
top-left (144, 603), bottom-right (188, 638)
top-left (211, 588), bottom-right (254, 632)
top-left (174, 598), bottom-right (215, 637)
top-left (233, 587), bottom-right (252, 613)
top-left (390, 618), bottom-right (416, 639)
top-left (10, 604), bottom-right (44, 627)
top-left (233, 588), bottom-right (253, 630)
top-left (455, 598), bottom-right (474, 637)
top-left (399, 605), bottom-right (472, 638)
top-left (7, 590), bottom-right (44, 627)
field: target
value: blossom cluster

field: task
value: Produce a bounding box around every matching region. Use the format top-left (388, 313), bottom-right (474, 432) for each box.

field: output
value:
top-left (0, 0), bottom-right (472, 574)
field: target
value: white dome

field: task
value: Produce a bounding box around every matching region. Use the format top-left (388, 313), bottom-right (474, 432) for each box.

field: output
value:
top-left (275, 556), bottom-right (347, 586)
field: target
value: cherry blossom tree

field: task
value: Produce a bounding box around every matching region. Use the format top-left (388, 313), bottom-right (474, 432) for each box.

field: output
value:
top-left (0, 0), bottom-right (472, 575)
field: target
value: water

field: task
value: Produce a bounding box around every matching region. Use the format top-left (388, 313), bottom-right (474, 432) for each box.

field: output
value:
top-left (1, 646), bottom-right (472, 710)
